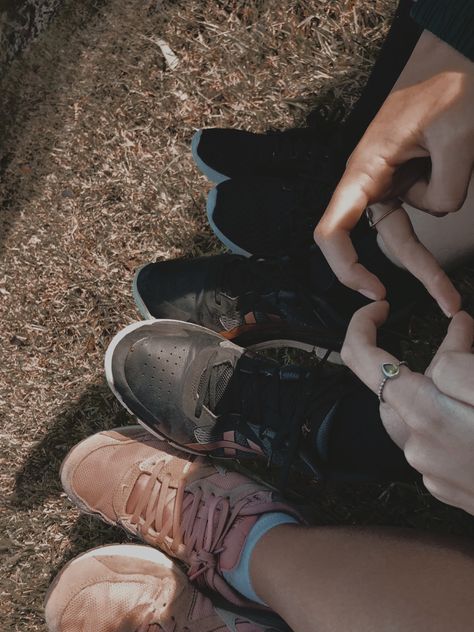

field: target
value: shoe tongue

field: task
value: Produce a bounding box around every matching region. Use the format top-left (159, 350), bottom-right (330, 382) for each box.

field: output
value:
top-left (198, 361), bottom-right (235, 412)
top-left (219, 515), bottom-right (259, 572)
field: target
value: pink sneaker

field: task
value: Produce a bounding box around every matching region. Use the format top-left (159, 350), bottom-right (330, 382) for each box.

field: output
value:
top-left (44, 544), bottom-right (281, 631)
top-left (60, 426), bottom-right (300, 618)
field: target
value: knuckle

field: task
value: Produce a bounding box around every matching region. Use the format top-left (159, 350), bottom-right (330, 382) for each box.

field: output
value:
top-left (335, 268), bottom-right (357, 289)
top-left (336, 271), bottom-right (350, 287)
top-left (314, 222), bottom-right (331, 242)
top-left (404, 438), bottom-right (438, 475)
top-left (427, 198), bottom-right (463, 215)
top-left (432, 387), bottom-right (458, 422)
top-left (431, 351), bottom-right (454, 388)
top-left (340, 343), bottom-right (353, 368)
top-left (427, 268), bottom-right (447, 292)
top-left (454, 310), bottom-right (474, 329)
top-left (404, 440), bottom-right (426, 472)
top-left (422, 476), bottom-right (463, 509)
top-left (401, 376), bottom-right (436, 433)
top-left (422, 475), bottom-right (443, 498)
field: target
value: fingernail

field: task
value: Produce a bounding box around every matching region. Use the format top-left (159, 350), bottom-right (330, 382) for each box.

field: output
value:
top-left (440, 305), bottom-right (452, 318)
top-left (358, 288), bottom-right (379, 301)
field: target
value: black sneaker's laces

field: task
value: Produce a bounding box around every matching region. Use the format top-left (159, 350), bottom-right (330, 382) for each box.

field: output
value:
top-left (196, 349), bottom-right (344, 485)
top-left (238, 354), bottom-right (336, 483)
top-left (215, 256), bottom-right (300, 320)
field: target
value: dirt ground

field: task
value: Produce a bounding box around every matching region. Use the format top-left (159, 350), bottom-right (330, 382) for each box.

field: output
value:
top-left (1, 1), bottom-right (473, 630)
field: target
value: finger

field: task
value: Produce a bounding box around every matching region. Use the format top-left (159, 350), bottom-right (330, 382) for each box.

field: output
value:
top-left (375, 205), bottom-right (461, 317)
top-left (423, 475), bottom-right (474, 516)
top-left (342, 301), bottom-right (434, 427)
top-left (342, 301), bottom-right (409, 392)
top-left (403, 147), bottom-right (473, 215)
top-left (315, 174), bottom-right (387, 301)
top-left (386, 156), bottom-right (431, 200)
top-left (427, 311), bottom-right (474, 378)
top-left (379, 404), bottom-right (410, 450)
top-left (431, 352), bottom-right (474, 406)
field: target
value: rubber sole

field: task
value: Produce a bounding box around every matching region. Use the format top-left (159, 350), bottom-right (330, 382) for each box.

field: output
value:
top-left (73, 543), bottom-right (174, 565)
top-left (132, 264), bottom-right (154, 320)
top-left (206, 186), bottom-right (252, 257)
top-left (191, 130), bottom-right (230, 185)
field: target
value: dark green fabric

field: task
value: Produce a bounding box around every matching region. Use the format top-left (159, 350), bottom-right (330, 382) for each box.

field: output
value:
top-left (411, 0), bottom-right (474, 60)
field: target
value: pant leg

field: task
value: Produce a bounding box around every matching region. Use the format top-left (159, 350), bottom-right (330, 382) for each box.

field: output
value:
top-left (339, 0), bottom-right (422, 154)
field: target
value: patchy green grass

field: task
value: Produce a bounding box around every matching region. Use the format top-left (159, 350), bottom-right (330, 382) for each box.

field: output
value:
top-left (0, 1), bottom-right (473, 629)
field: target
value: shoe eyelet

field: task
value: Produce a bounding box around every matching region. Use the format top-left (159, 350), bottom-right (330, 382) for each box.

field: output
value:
top-left (140, 460), bottom-right (155, 471)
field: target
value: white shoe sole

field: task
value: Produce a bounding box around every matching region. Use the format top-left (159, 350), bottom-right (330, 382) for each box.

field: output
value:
top-left (191, 129), bottom-right (230, 184)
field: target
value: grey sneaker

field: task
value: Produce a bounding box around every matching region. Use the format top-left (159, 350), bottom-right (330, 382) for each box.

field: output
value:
top-left (105, 319), bottom-right (348, 480)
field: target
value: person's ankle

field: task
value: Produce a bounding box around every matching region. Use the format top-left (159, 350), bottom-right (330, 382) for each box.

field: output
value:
top-left (222, 512), bottom-right (300, 605)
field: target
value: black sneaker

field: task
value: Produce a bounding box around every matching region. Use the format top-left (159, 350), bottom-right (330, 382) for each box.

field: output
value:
top-left (132, 245), bottom-right (421, 351)
top-left (105, 319), bottom-right (415, 484)
top-left (132, 253), bottom-right (345, 359)
top-left (206, 175), bottom-right (336, 258)
top-left (206, 176), bottom-right (426, 315)
top-left (191, 107), bottom-right (344, 184)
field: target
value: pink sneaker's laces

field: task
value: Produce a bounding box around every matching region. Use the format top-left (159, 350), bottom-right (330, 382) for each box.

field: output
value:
top-left (128, 458), bottom-right (257, 595)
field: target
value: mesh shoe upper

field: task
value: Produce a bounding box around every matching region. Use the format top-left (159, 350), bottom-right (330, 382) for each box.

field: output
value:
top-left (60, 426), bottom-right (300, 611)
top-left (193, 127), bottom-right (337, 182)
top-left (44, 544), bottom-right (273, 632)
top-left (209, 177), bottom-right (328, 258)
top-left (106, 320), bottom-right (352, 482)
top-left (134, 254), bottom-right (286, 331)
top-left (133, 254), bottom-right (348, 350)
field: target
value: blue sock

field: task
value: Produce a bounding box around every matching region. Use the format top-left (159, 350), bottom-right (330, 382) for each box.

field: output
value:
top-left (223, 512), bottom-right (299, 605)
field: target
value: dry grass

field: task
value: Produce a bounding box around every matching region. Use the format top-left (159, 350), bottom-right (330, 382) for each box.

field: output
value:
top-left (0, 1), bottom-right (473, 630)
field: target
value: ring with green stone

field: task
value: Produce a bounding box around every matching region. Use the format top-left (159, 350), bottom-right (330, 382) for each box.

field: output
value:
top-left (378, 361), bottom-right (407, 403)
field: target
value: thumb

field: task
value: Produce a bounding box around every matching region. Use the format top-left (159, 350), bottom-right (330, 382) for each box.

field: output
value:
top-left (426, 311), bottom-right (474, 378)
top-left (403, 146), bottom-right (473, 214)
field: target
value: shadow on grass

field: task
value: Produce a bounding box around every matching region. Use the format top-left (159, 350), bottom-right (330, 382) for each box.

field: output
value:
top-left (12, 381), bottom-right (130, 510)
top-left (48, 513), bottom-right (131, 582)
top-left (304, 480), bottom-right (474, 538)
top-left (0, 0), bottom-right (112, 252)
top-left (13, 377), bottom-right (474, 541)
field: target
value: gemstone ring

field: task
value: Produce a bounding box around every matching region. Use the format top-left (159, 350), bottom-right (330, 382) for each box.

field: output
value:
top-left (377, 361), bottom-right (407, 403)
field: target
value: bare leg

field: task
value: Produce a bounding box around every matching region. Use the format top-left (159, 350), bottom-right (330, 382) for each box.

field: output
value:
top-left (251, 525), bottom-right (474, 632)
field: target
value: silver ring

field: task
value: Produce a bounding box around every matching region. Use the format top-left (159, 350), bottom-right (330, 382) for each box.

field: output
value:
top-left (366, 200), bottom-right (401, 229)
top-left (378, 361), bottom-right (407, 403)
